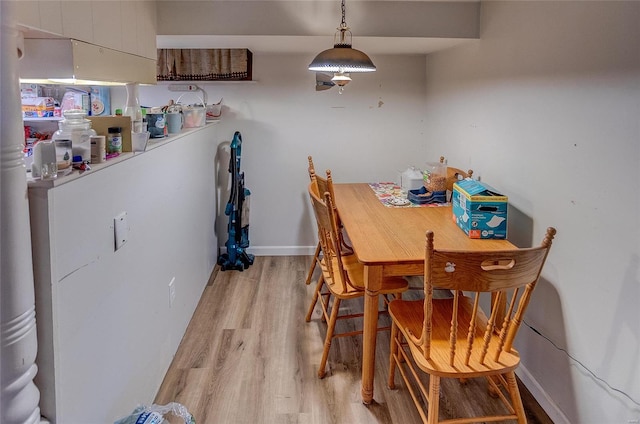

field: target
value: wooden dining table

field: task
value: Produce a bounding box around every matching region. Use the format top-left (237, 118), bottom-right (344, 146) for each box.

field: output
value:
top-left (332, 183), bottom-right (516, 405)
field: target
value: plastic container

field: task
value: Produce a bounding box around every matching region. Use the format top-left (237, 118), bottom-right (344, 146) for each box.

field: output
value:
top-left (131, 131), bottom-right (150, 152)
top-left (182, 106), bottom-right (205, 128)
top-left (206, 98), bottom-right (223, 120)
top-left (423, 161), bottom-right (447, 192)
top-left (177, 93), bottom-right (206, 128)
top-left (400, 166), bottom-right (424, 191)
top-left (52, 109), bottom-right (97, 163)
top-left (408, 186), bottom-right (447, 205)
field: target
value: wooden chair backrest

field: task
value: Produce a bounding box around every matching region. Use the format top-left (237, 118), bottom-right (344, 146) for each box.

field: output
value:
top-left (308, 155), bottom-right (330, 198)
top-left (307, 182), bottom-right (356, 293)
top-left (414, 227), bottom-right (556, 366)
top-left (440, 155), bottom-right (474, 193)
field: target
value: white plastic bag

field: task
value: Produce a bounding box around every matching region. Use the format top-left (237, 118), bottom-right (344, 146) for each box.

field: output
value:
top-left (114, 402), bottom-right (195, 424)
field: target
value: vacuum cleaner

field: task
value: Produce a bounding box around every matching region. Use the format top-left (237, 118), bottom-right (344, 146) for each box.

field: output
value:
top-left (218, 131), bottom-right (255, 271)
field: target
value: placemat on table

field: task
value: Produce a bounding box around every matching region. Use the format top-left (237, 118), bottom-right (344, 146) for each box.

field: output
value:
top-left (368, 182), bottom-right (450, 208)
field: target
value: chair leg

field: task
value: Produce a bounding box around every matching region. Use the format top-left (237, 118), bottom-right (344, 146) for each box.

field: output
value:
top-left (505, 371), bottom-right (527, 424)
top-left (318, 297), bottom-right (341, 379)
top-left (487, 374), bottom-right (500, 398)
top-left (426, 375), bottom-right (440, 424)
top-left (305, 274), bottom-right (325, 322)
top-left (388, 321), bottom-right (399, 389)
top-left (305, 242), bottom-right (321, 285)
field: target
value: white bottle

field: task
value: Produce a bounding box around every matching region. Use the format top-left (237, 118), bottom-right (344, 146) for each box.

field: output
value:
top-left (123, 83), bottom-right (143, 133)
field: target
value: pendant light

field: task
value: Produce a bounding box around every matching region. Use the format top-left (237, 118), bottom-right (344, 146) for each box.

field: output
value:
top-left (308, 0), bottom-right (376, 93)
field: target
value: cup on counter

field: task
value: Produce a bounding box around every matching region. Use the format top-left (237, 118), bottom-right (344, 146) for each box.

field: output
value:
top-left (147, 113), bottom-right (166, 138)
top-left (166, 112), bottom-right (183, 134)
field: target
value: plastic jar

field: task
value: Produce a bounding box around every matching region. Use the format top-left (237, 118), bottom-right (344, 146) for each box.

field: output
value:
top-left (423, 161), bottom-right (447, 192)
top-left (107, 127), bottom-right (123, 154)
top-left (52, 109), bottom-right (97, 163)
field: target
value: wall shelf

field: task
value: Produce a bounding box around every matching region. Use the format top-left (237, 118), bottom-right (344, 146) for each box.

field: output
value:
top-left (157, 80), bottom-right (258, 86)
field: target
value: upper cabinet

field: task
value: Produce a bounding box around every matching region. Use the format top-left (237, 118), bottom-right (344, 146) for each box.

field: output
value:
top-left (15, 1), bottom-right (157, 60)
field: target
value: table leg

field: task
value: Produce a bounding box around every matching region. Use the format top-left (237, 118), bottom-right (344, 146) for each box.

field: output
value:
top-left (361, 265), bottom-right (383, 405)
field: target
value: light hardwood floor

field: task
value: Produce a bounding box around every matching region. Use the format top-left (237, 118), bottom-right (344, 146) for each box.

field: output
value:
top-left (155, 256), bottom-right (553, 424)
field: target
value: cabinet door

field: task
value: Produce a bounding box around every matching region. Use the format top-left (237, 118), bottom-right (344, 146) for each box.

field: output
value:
top-left (38, 1), bottom-right (63, 35)
top-left (15, 1), bottom-right (40, 29)
top-left (120, 1), bottom-right (138, 56)
top-left (15, 0), bottom-right (156, 61)
top-left (61, 1), bottom-right (93, 42)
top-left (15, 0), bottom-right (62, 35)
top-left (92, 1), bottom-right (122, 52)
top-left (135, 1), bottom-right (158, 60)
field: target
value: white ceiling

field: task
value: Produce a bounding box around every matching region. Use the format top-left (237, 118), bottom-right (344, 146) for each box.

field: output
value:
top-left (156, 0), bottom-right (482, 55)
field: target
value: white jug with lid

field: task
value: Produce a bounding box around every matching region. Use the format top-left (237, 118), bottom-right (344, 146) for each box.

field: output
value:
top-left (400, 166), bottom-right (424, 191)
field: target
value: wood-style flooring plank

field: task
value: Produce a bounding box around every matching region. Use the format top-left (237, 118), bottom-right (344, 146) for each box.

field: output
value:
top-left (155, 256), bottom-right (553, 424)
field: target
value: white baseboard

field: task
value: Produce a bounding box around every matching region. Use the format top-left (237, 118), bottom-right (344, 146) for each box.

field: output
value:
top-left (243, 246), bottom-right (316, 256)
top-left (517, 365), bottom-right (571, 424)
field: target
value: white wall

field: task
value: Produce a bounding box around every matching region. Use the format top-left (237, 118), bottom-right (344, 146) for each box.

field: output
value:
top-left (29, 127), bottom-right (219, 423)
top-left (422, 2), bottom-right (640, 423)
top-left (118, 53), bottom-right (429, 256)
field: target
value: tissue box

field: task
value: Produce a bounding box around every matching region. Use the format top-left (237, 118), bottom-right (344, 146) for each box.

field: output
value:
top-left (452, 179), bottom-right (508, 239)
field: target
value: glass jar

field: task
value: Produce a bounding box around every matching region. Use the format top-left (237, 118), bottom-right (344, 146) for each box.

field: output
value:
top-left (52, 109), bottom-right (97, 163)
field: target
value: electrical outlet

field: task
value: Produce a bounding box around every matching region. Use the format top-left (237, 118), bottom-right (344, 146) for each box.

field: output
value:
top-left (114, 212), bottom-right (128, 251)
top-left (169, 277), bottom-right (176, 307)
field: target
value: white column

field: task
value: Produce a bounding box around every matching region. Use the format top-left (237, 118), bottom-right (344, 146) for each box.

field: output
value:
top-left (0, 2), bottom-right (42, 423)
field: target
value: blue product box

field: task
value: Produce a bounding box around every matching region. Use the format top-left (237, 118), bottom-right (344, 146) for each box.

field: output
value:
top-left (452, 179), bottom-right (508, 239)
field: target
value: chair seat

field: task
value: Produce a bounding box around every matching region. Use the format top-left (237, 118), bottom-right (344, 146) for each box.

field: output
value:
top-left (389, 297), bottom-right (521, 378)
top-left (325, 255), bottom-right (408, 298)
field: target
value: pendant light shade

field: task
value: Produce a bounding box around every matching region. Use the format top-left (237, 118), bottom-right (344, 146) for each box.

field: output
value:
top-left (308, 45), bottom-right (376, 73)
top-left (308, 0), bottom-right (376, 74)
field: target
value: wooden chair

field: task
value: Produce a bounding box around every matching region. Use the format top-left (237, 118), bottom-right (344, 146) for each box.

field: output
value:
top-left (440, 156), bottom-right (473, 201)
top-left (305, 156), bottom-right (352, 285)
top-left (305, 156), bottom-right (324, 285)
top-left (306, 182), bottom-right (409, 378)
top-left (387, 227), bottom-right (556, 424)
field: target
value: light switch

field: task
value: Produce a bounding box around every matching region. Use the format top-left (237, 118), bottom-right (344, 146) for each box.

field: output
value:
top-left (114, 212), bottom-right (128, 251)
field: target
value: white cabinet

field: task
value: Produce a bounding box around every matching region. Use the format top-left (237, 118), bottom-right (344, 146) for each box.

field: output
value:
top-left (37, 1), bottom-right (63, 35)
top-left (135, 1), bottom-right (158, 60)
top-left (16, 1), bottom-right (157, 60)
top-left (28, 125), bottom-right (219, 423)
top-left (60, 1), bottom-right (93, 43)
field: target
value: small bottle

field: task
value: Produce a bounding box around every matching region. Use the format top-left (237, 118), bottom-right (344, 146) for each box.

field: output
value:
top-left (107, 127), bottom-right (123, 154)
top-left (115, 108), bottom-right (123, 116)
top-left (90, 135), bottom-right (106, 163)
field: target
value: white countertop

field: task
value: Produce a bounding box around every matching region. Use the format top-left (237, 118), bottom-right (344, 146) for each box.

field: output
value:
top-left (27, 122), bottom-right (218, 189)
